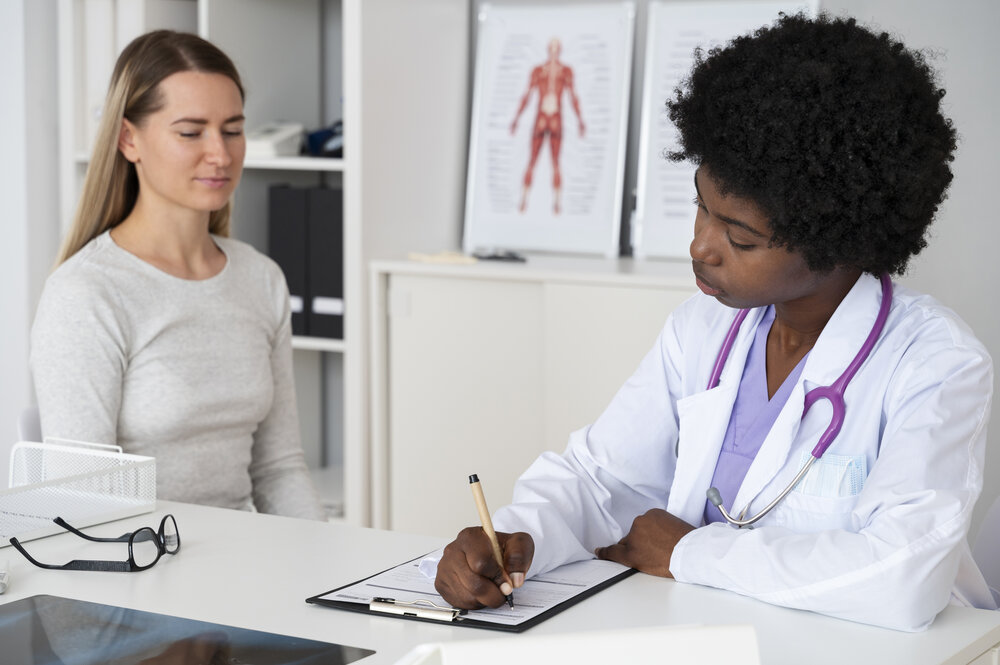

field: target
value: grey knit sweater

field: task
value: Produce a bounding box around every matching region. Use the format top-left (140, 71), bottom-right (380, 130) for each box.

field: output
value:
top-left (30, 231), bottom-right (325, 520)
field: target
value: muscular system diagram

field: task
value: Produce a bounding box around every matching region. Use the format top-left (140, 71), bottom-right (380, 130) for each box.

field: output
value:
top-left (510, 37), bottom-right (585, 215)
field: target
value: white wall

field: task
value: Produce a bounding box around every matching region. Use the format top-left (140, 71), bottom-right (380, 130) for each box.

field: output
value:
top-left (0, 3), bottom-right (30, 482)
top-left (0, 0), bottom-right (60, 487)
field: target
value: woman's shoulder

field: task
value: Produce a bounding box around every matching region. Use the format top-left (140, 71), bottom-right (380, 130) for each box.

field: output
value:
top-left (43, 232), bottom-right (123, 301)
top-left (213, 236), bottom-right (289, 316)
top-left (34, 233), bottom-right (133, 337)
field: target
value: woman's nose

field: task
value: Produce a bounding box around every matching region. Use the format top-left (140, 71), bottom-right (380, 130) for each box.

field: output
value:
top-left (204, 132), bottom-right (232, 167)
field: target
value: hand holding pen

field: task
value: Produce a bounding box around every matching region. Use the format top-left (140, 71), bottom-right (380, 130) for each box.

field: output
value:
top-left (469, 474), bottom-right (514, 608)
top-left (433, 475), bottom-right (534, 610)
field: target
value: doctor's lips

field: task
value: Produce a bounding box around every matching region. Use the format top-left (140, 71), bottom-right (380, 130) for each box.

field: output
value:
top-left (694, 274), bottom-right (723, 297)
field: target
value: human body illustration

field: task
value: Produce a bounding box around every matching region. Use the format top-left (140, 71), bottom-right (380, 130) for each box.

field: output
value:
top-left (511, 37), bottom-right (585, 215)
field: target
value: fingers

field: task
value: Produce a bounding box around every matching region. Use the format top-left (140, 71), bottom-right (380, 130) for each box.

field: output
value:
top-left (594, 541), bottom-right (631, 568)
top-left (595, 509), bottom-right (694, 578)
top-left (434, 527), bottom-right (515, 610)
top-left (499, 531), bottom-right (534, 589)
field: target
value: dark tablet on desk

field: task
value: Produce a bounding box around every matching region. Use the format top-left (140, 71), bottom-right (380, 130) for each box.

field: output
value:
top-left (0, 594), bottom-right (373, 664)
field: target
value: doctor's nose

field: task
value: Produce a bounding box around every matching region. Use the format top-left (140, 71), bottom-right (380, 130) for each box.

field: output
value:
top-left (690, 217), bottom-right (722, 266)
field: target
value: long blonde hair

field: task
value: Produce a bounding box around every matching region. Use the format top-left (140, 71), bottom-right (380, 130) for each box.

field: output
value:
top-left (57, 30), bottom-right (245, 265)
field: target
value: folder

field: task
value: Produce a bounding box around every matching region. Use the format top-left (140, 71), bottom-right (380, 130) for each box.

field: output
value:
top-left (306, 187), bottom-right (344, 340)
top-left (267, 185), bottom-right (309, 336)
top-left (306, 554), bottom-right (635, 633)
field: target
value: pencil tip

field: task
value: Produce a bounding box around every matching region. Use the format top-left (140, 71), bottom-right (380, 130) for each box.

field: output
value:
top-left (507, 595), bottom-right (514, 609)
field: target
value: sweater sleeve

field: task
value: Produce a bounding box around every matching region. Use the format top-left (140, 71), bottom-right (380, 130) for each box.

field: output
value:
top-left (30, 268), bottom-right (127, 448)
top-left (248, 279), bottom-right (326, 521)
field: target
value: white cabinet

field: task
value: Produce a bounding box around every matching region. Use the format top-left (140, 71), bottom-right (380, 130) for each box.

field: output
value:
top-left (370, 258), bottom-right (697, 537)
top-left (56, 0), bottom-right (473, 525)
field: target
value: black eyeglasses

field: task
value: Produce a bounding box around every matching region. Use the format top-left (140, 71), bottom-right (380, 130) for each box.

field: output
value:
top-left (9, 514), bottom-right (180, 572)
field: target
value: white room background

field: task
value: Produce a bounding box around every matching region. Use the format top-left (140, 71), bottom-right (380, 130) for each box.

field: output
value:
top-left (3, 0), bottom-right (998, 540)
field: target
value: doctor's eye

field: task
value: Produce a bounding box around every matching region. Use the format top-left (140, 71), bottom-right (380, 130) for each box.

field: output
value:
top-left (727, 235), bottom-right (755, 251)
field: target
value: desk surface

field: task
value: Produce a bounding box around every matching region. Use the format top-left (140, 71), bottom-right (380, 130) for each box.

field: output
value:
top-left (2, 501), bottom-right (998, 665)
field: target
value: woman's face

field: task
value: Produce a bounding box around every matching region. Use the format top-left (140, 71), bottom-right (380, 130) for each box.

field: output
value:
top-left (120, 71), bottom-right (245, 218)
top-left (689, 166), bottom-right (826, 310)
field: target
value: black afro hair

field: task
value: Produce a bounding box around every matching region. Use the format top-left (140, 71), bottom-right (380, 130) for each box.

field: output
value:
top-left (666, 12), bottom-right (957, 275)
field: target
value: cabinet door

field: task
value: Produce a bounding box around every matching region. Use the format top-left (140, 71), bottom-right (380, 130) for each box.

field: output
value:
top-left (387, 275), bottom-right (546, 537)
top-left (542, 284), bottom-right (694, 448)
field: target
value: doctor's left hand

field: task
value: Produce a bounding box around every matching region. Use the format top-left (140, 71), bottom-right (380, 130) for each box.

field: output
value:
top-left (594, 508), bottom-right (695, 578)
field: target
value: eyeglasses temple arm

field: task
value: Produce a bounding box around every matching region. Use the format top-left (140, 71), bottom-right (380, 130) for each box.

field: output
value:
top-left (54, 517), bottom-right (131, 543)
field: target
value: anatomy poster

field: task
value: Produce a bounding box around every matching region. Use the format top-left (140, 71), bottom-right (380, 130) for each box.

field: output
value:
top-left (633, 0), bottom-right (818, 259)
top-left (463, 3), bottom-right (635, 257)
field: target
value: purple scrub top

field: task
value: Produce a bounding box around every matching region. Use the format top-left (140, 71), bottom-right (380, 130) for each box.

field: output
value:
top-left (703, 306), bottom-right (809, 525)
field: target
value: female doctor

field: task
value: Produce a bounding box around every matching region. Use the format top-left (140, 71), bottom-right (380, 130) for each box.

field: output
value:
top-left (432, 13), bottom-right (997, 631)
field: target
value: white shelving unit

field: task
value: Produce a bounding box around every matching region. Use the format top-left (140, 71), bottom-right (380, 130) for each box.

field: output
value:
top-left (56, 0), bottom-right (473, 527)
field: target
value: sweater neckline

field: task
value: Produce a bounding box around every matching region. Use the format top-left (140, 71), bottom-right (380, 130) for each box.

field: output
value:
top-left (100, 230), bottom-right (231, 285)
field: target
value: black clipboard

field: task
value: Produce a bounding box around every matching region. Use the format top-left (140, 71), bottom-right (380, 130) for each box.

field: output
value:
top-left (305, 554), bottom-right (637, 633)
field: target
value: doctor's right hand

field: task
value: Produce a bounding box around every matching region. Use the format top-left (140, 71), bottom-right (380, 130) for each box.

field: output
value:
top-left (434, 527), bottom-right (534, 609)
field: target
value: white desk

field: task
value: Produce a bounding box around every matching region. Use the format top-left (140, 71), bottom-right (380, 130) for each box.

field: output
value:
top-left (2, 501), bottom-right (998, 664)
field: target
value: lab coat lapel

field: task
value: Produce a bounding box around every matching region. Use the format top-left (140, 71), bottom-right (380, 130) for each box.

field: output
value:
top-left (731, 274), bottom-right (887, 516)
top-left (668, 308), bottom-right (763, 525)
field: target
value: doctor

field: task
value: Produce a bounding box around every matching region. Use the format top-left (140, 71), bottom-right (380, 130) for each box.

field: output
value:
top-left (432, 13), bottom-right (997, 631)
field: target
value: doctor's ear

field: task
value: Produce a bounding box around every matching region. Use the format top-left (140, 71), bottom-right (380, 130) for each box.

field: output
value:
top-left (118, 119), bottom-right (140, 163)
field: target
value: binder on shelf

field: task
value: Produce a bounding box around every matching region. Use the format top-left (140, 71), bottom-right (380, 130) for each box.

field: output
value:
top-left (268, 185), bottom-right (310, 336)
top-left (307, 187), bottom-right (344, 340)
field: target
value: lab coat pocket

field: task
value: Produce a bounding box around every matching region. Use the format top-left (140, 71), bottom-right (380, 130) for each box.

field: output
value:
top-left (772, 452), bottom-right (867, 531)
top-left (793, 451), bottom-right (867, 498)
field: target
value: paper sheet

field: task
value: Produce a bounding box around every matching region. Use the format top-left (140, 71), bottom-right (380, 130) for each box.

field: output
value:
top-left (318, 557), bottom-right (630, 627)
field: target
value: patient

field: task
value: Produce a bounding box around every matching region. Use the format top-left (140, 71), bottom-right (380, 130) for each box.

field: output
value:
top-left (30, 30), bottom-right (325, 520)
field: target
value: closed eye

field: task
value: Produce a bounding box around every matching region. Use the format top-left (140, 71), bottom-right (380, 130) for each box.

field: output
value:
top-left (727, 235), bottom-right (755, 251)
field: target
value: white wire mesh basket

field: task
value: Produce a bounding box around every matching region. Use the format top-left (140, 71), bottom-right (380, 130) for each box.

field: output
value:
top-left (1, 439), bottom-right (156, 546)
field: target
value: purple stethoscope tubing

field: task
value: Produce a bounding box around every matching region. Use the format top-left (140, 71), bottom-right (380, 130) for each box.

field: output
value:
top-left (706, 273), bottom-right (893, 527)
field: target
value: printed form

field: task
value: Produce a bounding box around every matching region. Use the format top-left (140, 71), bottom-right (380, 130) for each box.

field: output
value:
top-left (314, 557), bottom-right (631, 628)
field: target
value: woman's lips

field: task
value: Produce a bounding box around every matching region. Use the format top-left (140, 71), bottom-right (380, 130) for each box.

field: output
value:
top-left (196, 177), bottom-right (230, 189)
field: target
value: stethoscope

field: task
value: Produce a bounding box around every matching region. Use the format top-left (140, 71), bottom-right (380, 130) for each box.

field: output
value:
top-left (705, 273), bottom-right (892, 528)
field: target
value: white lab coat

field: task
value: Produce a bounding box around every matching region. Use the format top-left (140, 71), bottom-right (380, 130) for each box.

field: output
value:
top-left (491, 273), bottom-right (997, 631)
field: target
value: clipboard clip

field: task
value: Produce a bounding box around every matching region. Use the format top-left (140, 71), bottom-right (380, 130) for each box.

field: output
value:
top-left (370, 597), bottom-right (466, 622)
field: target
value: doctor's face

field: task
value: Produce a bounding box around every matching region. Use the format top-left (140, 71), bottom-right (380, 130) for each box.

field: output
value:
top-left (689, 167), bottom-right (825, 310)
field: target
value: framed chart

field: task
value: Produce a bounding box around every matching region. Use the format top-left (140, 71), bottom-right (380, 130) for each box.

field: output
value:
top-left (462, 2), bottom-right (636, 258)
top-left (633, 0), bottom-right (818, 259)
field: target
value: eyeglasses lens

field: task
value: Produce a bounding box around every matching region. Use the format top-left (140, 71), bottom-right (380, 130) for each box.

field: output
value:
top-left (162, 515), bottom-right (179, 554)
top-left (131, 527), bottom-right (160, 568)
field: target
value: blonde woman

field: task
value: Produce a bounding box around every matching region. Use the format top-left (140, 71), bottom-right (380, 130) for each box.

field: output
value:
top-left (30, 31), bottom-right (325, 520)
